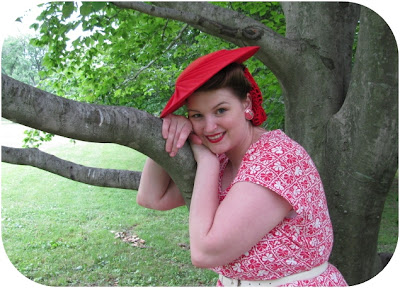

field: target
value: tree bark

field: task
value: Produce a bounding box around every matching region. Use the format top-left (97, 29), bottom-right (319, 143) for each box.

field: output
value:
top-left (2, 146), bottom-right (142, 190)
top-left (280, 2), bottom-right (361, 165)
top-left (1, 74), bottom-right (197, 207)
top-left (324, 6), bottom-right (398, 283)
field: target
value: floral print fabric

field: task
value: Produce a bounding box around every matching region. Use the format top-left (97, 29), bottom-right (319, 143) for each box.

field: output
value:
top-left (211, 130), bottom-right (347, 286)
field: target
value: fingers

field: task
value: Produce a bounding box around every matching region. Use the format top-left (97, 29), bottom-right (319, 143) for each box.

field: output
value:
top-left (162, 116), bottom-right (171, 140)
top-left (162, 115), bottom-right (176, 154)
top-left (162, 115), bottom-right (193, 157)
top-left (176, 123), bottom-right (193, 149)
top-left (166, 119), bottom-right (178, 156)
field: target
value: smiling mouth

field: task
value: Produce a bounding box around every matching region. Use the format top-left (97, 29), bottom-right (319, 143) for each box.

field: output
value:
top-left (206, 132), bottom-right (225, 143)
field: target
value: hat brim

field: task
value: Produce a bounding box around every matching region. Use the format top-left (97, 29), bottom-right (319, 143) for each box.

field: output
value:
top-left (160, 46), bottom-right (260, 118)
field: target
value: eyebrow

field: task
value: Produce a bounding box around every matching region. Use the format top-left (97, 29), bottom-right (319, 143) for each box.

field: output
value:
top-left (187, 101), bottom-right (230, 113)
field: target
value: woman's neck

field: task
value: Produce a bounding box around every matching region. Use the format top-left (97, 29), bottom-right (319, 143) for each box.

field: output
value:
top-left (226, 125), bottom-right (266, 171)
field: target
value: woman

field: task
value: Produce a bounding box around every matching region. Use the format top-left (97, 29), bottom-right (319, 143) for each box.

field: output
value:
top-left (137, 46), bottom-right (347, 286)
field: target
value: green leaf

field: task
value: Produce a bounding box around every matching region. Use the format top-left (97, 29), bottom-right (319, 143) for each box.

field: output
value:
top-left (71, 37), bottom-right (81, 48)
top-left (80, 2), bottom-right (92, 16)
top-left (62, 2), bottom-right (75, 19)
top-left (30, 23), bottom-right (39, 31)
top-left (92, 2), bottom-right (107, 12)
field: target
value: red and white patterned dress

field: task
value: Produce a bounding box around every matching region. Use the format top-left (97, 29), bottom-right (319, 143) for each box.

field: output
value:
top-left (211, 130), bottom-right (347, 286)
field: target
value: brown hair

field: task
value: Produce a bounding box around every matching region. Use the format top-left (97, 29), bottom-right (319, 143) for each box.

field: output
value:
top-left (195, 62), bottom-right (252, 101)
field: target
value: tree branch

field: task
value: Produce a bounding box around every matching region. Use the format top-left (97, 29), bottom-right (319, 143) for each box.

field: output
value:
top-left (2, 146), bottom-right (141, 190)
top-left (117, 23), bottom-right (189, 89)
top-left (2, 74), bottom-right (196, 207)
top-left (112, 2), bottom-right (268, 43)
top-left (133, 23), bottom-right (189, 79)
top-left (112, 2), bottom-right (298, 87)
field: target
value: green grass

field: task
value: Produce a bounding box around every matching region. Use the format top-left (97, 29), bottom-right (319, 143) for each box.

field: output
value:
top-left (377, 173), bottom-right (398, 254)
top-left (1, 131), bottom-right (398, 286)
top-left (1, 141), bottom-right (217, 286)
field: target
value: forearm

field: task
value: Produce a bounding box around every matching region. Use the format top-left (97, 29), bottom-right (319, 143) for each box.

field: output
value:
top-left (137, 158), bottom-right (184, 210)
top-left (189, 157), bottom-right (220, 265)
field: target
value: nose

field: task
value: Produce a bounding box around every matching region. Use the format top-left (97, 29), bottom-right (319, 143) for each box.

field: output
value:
top-left (204, 116), bottom-right (217, 133)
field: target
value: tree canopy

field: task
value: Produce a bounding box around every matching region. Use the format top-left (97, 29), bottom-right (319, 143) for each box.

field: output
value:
top-left (26, 1), bottom-right (285, 129)
top-left (1, 34), bottom-right (46, 86)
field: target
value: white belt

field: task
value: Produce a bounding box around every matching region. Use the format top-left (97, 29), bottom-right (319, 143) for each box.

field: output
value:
top-left (218, 261), bottom-right (328, 287)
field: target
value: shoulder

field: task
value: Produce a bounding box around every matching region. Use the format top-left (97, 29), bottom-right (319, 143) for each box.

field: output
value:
top-left (245, 130), bottom-right (308, 161)
top-left (261, 130), bottom-right (303, 150)
top-left (242, 129), bottom-right (318, 180)
top-left (236, 130), bottom-right (321, 210)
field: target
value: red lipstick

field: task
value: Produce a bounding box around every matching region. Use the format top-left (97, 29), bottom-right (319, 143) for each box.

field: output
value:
top-left (206, 132), bottom-right (225, 143)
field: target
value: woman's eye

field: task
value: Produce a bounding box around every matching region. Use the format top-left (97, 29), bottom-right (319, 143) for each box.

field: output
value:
top-left (190, 114), bottom-right (202, 119)
top-left (216, 108), bottom-right (227, 115)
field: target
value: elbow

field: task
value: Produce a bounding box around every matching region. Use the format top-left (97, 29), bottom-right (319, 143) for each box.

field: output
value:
top-left (136, 184), bottom-right (163, 210)
top-left (136, 192), bottom-right (157, 210)
top-left (136, 195), bottom-right (148, 208)
top-left (191, 250), bottom-right (213, 268)
top-left (189, 237), bottom-right (240, 268)
top-left (136, 191), bottom-right (177, 211)
top-left (189, 233), bottom-right (223, 268)
top-left (190, 245), bottom-right (221, 268)
top-left (136, 192), bottom-right (148, 208)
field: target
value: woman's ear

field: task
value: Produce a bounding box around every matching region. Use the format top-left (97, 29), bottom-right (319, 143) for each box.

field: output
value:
top-left (243, 93), bottom-right (252, 110)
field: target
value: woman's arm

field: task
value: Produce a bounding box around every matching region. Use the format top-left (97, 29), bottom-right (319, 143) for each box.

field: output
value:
top-left (137, 158), bottom-right (185, 210)
top-left (136, 114), bottom-right (193, 210)
top-left (188, 143), bottom-right (292, 268)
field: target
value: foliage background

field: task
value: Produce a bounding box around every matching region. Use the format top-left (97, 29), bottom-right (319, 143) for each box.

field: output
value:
top-left (24, 2), bottom-right (285, 130)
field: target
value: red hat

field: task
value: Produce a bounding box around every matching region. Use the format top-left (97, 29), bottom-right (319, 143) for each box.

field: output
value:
top-left (160, 46), bottom-right (267, 126)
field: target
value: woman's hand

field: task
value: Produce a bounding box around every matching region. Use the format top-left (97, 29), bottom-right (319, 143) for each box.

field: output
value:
top-left (189, 134), bottom-right (218, 164)
top-left (162, 114), bottom-right (197, 157)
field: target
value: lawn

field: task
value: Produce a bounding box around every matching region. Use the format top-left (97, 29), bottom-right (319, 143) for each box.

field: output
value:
top-left (1, 124), bottom-right (217, 286)
top-left (1, 122), bottom-right (398, 286)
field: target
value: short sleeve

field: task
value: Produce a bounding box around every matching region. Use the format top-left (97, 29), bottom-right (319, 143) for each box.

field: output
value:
top-left (232, 130), bottom-right (324, 215)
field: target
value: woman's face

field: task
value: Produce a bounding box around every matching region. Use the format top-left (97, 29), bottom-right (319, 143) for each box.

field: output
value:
top-left (187, 88), bottom-right (251, 155)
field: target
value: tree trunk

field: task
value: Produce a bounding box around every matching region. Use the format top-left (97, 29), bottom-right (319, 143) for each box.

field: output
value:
top-left (280, 3), bottom-right (398, 284)
top-left (324, 6), bottom-right (398, 284)
top-left (280, 2), bottom-right (360, 165)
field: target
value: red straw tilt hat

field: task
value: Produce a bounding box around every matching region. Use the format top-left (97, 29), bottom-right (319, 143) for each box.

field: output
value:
top-left (160, 46), bottom-right (267, 126)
